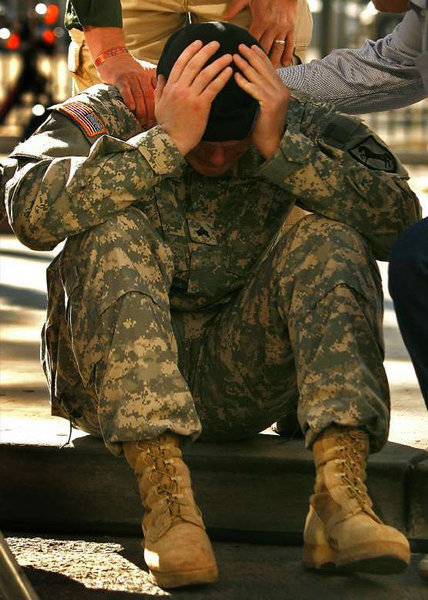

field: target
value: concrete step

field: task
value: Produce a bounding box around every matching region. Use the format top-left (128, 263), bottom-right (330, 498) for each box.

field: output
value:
top-left (1, 410), bottom-right (427, 549)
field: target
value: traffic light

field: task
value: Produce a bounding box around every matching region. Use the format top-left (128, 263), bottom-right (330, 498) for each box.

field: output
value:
top-left (42, 4), bottom-right (60, 47)
top-left (5, 31), bottom-right (20, 51)
top-left (44, 4), bottom-right (60, 27)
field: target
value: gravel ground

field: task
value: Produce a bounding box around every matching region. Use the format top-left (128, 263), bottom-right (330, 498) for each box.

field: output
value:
top-left (2, 534), bottom-right (427, 600)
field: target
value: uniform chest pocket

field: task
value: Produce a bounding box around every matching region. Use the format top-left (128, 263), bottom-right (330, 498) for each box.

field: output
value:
top-left (224, 186), bottom-right (278, 277)
top-left (187, 218), bottom-right (232, 296)
top-left (226, 225), bottom-right (271, 279)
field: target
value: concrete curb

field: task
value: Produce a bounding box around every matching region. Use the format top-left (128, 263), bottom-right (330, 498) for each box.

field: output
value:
top-left (1, 433), bottom-right (427, 548)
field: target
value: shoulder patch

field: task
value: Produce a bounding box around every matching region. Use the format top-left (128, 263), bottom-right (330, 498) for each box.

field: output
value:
top-left (322, 117), bottom-right (362, 147)
top-left (56, 101), bottom-right (106, 138)
top-left (349, 135), bottom-right (396, 173)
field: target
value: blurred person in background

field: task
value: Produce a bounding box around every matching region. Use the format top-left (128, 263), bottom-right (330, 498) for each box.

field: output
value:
top-left (64, 0), bottom-right (313, 124)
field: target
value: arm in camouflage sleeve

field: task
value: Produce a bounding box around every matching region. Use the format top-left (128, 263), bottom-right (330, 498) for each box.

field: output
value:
top-left (259, 95), bottom-right (422, 260)
top-left (5, 119), bottom-right (184, 251)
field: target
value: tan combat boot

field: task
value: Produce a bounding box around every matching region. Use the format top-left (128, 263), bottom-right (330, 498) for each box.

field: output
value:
top-left (303, 426), bottom-right (410, 574)
top-left (123, 434), bottom-right (218, 588)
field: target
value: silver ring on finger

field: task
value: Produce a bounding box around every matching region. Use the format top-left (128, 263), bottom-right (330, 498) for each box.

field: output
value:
top-left (273, 39), bottom-right (286, 46)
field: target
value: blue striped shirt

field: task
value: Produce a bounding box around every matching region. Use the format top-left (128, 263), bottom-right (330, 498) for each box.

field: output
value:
top-left (278, 5), bottom-right (427, 113)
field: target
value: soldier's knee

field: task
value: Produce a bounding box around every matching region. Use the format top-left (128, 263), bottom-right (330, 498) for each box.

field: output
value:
top-left (61, 207), bottom-right (173, 309)
top-left (65, 207), bottom-right (172, 270)
top-left (292, 215), bottom-right (365, 250)
top-left (273, 215), bottom-right (380, 314)
top-left (81, 207), bottom-right (152, 246)
top-left (274, 215), bottom-right (371, 271)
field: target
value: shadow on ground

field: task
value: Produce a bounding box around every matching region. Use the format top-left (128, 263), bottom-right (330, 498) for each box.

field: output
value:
top-left (11, 535), bottom-right (426, 600)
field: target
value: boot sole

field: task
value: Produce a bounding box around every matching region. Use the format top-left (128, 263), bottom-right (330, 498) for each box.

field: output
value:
top-left (304, 541), bottom-right (410, 575)
top-left (149, 565), bottom-right (219, 589)
top-left (336, 541), bottom-right (410, 575)
top-left (303, 543), bottom-right (336, 572)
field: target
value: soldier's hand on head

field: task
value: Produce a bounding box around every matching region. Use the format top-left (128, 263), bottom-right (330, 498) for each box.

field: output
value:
top-left (97, 54), bottom-right (157, 127)
top-left (222, 0), bottom-right (297, 67)
top-left (154, 41), bottom-right (233, 156)
top-left (233, 44), bottom-right (290, 160)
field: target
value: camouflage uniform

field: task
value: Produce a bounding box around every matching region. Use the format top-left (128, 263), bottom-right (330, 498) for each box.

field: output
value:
top-left (2, 85), bottom-right (421, 455)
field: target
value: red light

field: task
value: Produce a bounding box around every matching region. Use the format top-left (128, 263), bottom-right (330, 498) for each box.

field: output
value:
top-left (45, 4), bottom-right (60, 26)
top-left (42, 29), bottom-right (56, 45)
top-left (6, 32), bottom-right (20, 50)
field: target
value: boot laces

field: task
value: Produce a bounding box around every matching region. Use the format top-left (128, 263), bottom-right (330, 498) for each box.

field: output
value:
top-left (336, 432), bottom-right (371, 508)
top-left (141, 440), bottom-right (186, 517)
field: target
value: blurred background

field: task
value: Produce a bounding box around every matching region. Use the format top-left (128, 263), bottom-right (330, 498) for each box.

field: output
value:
top-left (2, 0), bottom-right (426, 235)
top-left (0, 0), bottom-right (427, 158)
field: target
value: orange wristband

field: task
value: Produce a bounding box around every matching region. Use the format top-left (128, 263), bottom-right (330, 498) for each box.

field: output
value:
top-left (94, 46), bottom-right (128, 68)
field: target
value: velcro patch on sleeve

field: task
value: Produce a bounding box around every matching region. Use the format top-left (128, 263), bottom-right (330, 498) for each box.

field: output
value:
top-left (57, 101), bottom-right (106, 138)
top-left (349, 135), bottom-right (397, 173)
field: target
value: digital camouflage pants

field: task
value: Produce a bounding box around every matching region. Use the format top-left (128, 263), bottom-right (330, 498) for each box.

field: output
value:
top-left (48, 207), bottom-right (389, 455)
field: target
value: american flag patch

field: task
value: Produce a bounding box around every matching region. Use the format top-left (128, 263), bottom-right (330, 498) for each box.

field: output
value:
top-left (58, 101), bottom-right (106, 137)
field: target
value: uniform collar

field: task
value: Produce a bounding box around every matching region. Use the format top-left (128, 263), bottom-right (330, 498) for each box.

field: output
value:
top-left (181, 144), bottom-right (264, 182)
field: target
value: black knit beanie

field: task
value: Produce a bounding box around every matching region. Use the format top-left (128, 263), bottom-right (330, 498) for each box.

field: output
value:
top-left (157, 21), bottom-right (261, 141)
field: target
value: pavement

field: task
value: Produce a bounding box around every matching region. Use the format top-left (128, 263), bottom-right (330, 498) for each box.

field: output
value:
top-left (0, 166), bottom-right (427, 598)
top-left (2, 534), bottom-right (428, 600)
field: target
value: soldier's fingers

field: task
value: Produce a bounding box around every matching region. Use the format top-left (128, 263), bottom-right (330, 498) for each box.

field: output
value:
top-left (167, 40), bottom-right (204, 84)
top-left (239, 43), bottom-right (273, 74)
top-left (233, 70), bottom-right (262, 103)
top-left (281, 34), bottom-right (295, 67)
top-left (233, 52), bottom-right (264, 87)
top-left (235, 46), bottom-right (277, 92)
top-left (192, 53), bottom-right (233, 95)
top-left (200, 66), bottom-right (233, 102)
top-left (250, 44), bottom-right (283, 86)
top-left (179, 41), bottom-right (221, 87)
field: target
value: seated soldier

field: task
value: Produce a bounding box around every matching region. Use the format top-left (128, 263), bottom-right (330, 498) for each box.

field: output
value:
top-left (2, 22), bottom-right (421, 590)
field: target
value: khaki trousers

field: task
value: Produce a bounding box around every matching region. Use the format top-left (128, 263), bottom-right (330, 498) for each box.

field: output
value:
top-left (68, 0), bottom-right (313, 91)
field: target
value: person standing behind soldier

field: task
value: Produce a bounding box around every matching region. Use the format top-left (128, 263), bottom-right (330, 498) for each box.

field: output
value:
top-left (64, 0), bottom-right (313, 124)
top-left (278, 0), bottom-right (427, 112)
